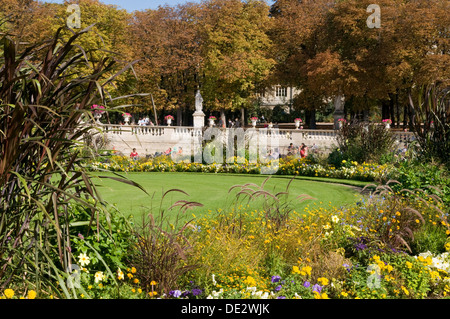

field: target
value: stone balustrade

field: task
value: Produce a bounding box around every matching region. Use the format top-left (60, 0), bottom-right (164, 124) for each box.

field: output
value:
top-left (98, 124), bottom-right (415, 158)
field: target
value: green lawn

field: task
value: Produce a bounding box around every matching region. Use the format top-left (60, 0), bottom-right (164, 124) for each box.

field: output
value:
top-left (91, 172), bottom-right (368, 221)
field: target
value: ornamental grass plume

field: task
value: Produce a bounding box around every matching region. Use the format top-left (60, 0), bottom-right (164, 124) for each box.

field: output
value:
top-left (126, 188), bottom-right (202, 295)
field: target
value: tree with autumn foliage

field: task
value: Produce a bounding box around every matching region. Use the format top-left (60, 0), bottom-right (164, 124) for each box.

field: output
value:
top-left (269, 0), bottom-right (449, 128)
top-left (199, 0), bottom-right (275, 125)
top-left (128, 3), bottom-right (203, 126)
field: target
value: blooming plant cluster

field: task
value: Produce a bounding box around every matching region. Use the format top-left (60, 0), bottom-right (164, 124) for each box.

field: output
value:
top-left (209, 116), bottom-right (217, 120)
top-left (2, 181), bottom-right (449, 299)
top-left (91, 104), bottom-right (105, 113)
top-left (382, 119), bottom-right (392, 124)
top-left (88, 156), bottom-right (394, 182)
top-left (250, 117), bottom-right (258, 121)
top-left (0, 289), bottom-right (37, 299)
top-left (165, 115), bottom-right (174, 121)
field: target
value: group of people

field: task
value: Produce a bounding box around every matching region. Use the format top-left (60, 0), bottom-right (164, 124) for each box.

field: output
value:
top-left (130, 146), bottom-right (184, 160)
top-left (138, 116), bottom-right (154, 127)
top-left (218, 118), bottom-right (241, 128)
top-left (287, 143), bottom-right (309, 158)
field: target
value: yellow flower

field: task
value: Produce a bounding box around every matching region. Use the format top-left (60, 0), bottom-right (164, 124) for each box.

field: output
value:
top-left (131, 267), bottom-right (137, 274)
top-left (401, 286), bottom-right (409, 296)
top-left (406, 261), bottom-right (413, 269)
top-left (150, 281), bottom-right (157, 286)
top-left (4, 289), bottom-right (14, 299)
top-left (27, 290), bottom-right (37, 299)
top-left (302, 266), bottom-right (312, 276)
top-left (317, 277), bottom-right (329, 286)
top-left (133, 278), bottom-right (139, 284)
top-left (117, 268), bottom-right (124, 280)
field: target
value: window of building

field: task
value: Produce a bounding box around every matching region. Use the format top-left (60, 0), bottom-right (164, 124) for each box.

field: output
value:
top-left (275, 86), bottom-right (287, 97)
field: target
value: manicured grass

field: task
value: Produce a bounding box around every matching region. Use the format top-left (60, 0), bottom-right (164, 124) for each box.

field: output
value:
top-left (91, 172), bottom-right (368, 221)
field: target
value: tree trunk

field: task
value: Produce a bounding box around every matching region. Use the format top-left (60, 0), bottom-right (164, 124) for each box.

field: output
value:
top-left (395, 91), bottom-right (400, 128)
top-left (177, 107), bottom-right (183, 126)
top-left (241, 107), bottom-right (245, 127)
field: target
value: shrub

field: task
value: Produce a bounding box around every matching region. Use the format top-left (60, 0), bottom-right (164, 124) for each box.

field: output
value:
top-left (334, 120), bottom-right (396, 165)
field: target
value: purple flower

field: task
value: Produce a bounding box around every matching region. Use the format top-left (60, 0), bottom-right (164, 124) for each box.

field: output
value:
top-left (277, 296), bottom-right (286, 299)
top-left (355, 243), bottom-right (367, 251)
top-left (303, 281), bottom-right (311, 288)
top-left (78, 233), bottom-right (84, 240)
top-left (312, 284), bottom-right (322, 293)
top-left (271, 275), bottom-right (281, 283)
top-left (169, 290), bottom-right (182, 298)
top-left (192, 289), bottom-right (202, 296)
top-left (275, 285), bottom-right (282, 292)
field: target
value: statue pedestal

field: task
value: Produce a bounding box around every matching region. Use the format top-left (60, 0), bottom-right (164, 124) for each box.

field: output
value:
top-left (193, 111), bottom-right (205, 128)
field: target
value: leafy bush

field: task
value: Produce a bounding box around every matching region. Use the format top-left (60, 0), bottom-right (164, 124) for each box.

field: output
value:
top-left (333, 120), bottom-right (396, 165)
top-left (390, 161), bottom-right (450, 207)
top-left (70, 203), bottom-right (135, 271)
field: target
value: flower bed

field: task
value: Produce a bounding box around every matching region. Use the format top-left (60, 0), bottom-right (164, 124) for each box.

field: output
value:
top-left (1, 179), bottom-right (449, 299)
top-left (87, 156), bottom-right (394, 182)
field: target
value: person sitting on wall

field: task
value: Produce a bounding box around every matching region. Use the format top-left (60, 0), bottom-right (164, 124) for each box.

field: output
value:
top-left (164, 147), bottom-right (172, 156)
top-left (287, 143), bottom-right (296, 156)
top-left (130, 148), bottom-right (139, 160)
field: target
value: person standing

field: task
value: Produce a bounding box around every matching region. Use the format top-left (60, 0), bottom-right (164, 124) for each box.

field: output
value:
top-left (300, 143), bottom-right (308, 158)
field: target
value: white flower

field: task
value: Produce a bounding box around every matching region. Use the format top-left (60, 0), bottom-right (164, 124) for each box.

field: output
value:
top-left (212, 274), bottom-right (217, 286)
top-left (331, 215), bottom-right (339, 223)
top-left (94, 271), bottom-right (105, 283)
top-left (247, 287), bottom-right (257, 294)
top-left (78, 253), bottom-right (90, 267)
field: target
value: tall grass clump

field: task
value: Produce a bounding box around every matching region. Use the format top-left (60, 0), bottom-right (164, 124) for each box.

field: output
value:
top-left (126, 189), bottom-right (203, 296)
top-left (408, 82), bottom-right (450, 169)
top-left (0, 26), bottom-right (137, 298)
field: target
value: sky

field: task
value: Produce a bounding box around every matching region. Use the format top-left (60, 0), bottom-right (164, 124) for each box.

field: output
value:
top-left (43, 0), bottom-right (274, 12)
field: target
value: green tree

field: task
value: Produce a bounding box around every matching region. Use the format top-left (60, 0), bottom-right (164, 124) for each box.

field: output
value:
top-left (199, 0), bottom-right (275, 124)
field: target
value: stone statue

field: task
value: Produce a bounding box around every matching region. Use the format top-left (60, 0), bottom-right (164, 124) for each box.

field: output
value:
top-left (195, 90), bottom-right (203, 112)
top-left (193, 89), bottom-right (205, 128)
